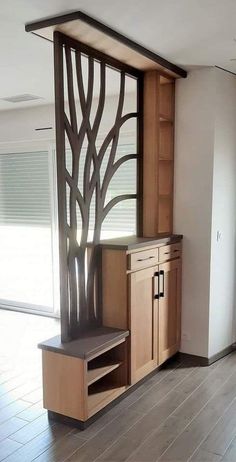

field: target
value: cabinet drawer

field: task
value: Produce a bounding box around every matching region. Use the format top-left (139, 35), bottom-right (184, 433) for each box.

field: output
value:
top-left (159, 243), bottom-right (181, 261)
top-left (128, 248), bottom-right (158, 271)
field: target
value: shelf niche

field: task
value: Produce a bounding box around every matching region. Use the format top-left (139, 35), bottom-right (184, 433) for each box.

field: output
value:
top-left (143, 71), bottom-right (175, 237)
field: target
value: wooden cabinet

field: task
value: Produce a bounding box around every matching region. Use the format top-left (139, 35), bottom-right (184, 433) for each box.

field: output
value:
top-left (129, 257), bottom-right (181, 382)
top-left (102, 237), bottom-right (182, 385)
top-left (158, 259), bottom-right (181, 364)
top-left (129, 266), bottom-right (158, 383)
top-left (40, 236), bottom-right (182, 427)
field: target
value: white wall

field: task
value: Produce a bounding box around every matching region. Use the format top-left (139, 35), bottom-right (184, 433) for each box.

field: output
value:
top-left (0, 104), bottom-right (55, 146)
top-left (174, 68), bottom-right (215, 357)
top-left (175, 66), bottom-right (236, 358)
top-left (209, 68), bottom-right (236, 356)
top-left (0, 92), bottom-right (136, 147)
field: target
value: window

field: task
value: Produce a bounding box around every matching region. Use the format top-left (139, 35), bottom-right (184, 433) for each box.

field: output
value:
top-left (0, 150), bottom-right (56, 314)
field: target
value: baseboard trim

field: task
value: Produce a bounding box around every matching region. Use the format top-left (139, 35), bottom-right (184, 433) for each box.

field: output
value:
top-left (179, 344), bottom-right (234, 367)
top-left (209, 345), bottom-right (234, 365)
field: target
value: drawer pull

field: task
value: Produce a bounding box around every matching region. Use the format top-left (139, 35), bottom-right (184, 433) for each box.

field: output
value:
top-left (137, 256), bottom-right (155, 262)
top-left (164, 249), bottom-right (179, 255)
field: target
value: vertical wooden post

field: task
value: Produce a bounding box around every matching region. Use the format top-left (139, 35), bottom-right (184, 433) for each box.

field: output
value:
top-left (54, 32), bottom-right (70, 342)
top-left (158, 80), bottom-right (175, 233)
top-left (143, 71), bottom-right (160, 237)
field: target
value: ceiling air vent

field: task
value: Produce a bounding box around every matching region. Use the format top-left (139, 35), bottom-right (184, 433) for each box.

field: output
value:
top-left (1, 94), bottom-right (43, 103)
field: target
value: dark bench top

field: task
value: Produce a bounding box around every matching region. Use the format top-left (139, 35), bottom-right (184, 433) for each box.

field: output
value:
top-left (98, 234), bottom-right (183, 250)
top-left (38, 326), bottom-right (129, 360)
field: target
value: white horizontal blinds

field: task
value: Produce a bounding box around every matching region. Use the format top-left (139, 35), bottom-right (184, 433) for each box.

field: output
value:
top-left (65, 132), bottom-right (137, 240)
top-left (0, 151), bottom-right (51, 226)
top-left (0, 150), bottom-right (54, 312)
top-left (102, 138), bottom-right (137, 235)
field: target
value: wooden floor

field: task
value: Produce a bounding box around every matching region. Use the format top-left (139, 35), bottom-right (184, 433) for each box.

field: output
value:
top-left (1, 310), bottom-right (236, 461)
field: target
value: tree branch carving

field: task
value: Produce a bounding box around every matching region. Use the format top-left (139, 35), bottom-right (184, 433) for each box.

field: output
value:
top-left (58, 35), bottom-right (139, 337)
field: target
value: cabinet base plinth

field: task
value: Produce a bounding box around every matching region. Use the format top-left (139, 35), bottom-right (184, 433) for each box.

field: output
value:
top-left (48, 411), bottom-right (91, 430)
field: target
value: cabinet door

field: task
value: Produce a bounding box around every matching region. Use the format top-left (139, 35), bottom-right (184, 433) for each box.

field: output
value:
top-left (129, 266), bottom-right (158, 383)
top-left (158, 259), bottom-right (181, 365)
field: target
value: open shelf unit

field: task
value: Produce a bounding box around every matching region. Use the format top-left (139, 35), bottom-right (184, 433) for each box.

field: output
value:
top-left (86, 341), bottom-right (128, 417)
top-left (143, 72), bottom-right (175, 236)
top-left (87, 360), bottom-right (122, 386)
top-left (39, 327), bottom-right (129, 422)
top-left (158, 78), bottom-right (174, 233)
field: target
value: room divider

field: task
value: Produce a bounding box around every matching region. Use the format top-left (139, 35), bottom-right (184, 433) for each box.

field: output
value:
top-left (26, 11), bottom-right (185, 427)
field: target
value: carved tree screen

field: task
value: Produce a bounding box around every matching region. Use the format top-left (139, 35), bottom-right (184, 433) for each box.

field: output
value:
top-left (54, 32), bottom-right (142, 341)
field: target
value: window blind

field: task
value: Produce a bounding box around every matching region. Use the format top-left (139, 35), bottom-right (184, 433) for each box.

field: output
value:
top-left (0, 150), bottom-right (54, 312)
top-left (0, 151), bottom-right (51, 226)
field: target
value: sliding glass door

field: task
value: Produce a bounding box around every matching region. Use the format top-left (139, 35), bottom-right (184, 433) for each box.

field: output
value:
top-left (0, 149), bottom-right (57, 315)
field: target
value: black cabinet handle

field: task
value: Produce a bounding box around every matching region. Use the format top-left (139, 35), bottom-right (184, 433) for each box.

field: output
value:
top-left (159, 270), bottom-right (165, 298)
top-left (154, 271), bottom-right (159, 299)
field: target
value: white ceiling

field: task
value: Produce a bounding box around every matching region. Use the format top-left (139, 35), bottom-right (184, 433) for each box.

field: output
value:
top-left (1, 0), bottom-right (236, 111)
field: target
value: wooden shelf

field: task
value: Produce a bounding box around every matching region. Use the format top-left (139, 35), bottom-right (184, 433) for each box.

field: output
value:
top-left (87, 360), bottom-right (122, 386)
top-left (88, 382), bottom-right (126, 417)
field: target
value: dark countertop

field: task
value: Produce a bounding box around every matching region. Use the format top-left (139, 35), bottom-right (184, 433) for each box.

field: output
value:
top-left (38, 326), bottom-right (129, 360)
top-left (98, 234), bottom-right (183, 250)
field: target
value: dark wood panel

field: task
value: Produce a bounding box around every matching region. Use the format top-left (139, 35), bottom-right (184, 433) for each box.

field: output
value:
top-left (53, 31), bottom-right (140, 339)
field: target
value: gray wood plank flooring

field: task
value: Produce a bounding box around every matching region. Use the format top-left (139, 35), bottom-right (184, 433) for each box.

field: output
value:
top-left (1, 309), bottom-right (236, 461)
